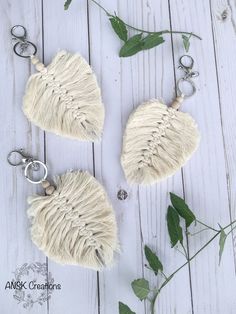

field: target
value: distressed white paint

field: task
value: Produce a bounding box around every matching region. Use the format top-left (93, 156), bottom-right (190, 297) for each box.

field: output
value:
top-left (0, 0), bottom-right (236, 313)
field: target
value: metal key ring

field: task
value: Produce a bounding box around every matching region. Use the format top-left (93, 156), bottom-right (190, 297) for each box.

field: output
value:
top-left (24, 160), bottom-right (48, 184)
top-left (13, 41), bottom-right (37, 58)
top-left (177, 78), bottom-right (196, 98)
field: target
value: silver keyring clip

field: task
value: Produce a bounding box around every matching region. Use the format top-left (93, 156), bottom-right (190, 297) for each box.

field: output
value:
top-left (7, 149), bottom-right (32, 166)
top-left (7, 149), bottom-right (48, 184)
top-left (11, 25), bottom-right (37, 58)
top-left (177, 55), bottom-right (199, 98)
top-left (178, 55), bottom-right (199, 79)
top-left (179, 55), bottom-right (194, 70)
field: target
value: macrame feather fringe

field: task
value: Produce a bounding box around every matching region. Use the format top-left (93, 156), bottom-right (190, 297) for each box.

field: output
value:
top-left (121, 99), bottom-right (200, 185)
top-left (23, 51), bottom-right (104, 141)
top-left (27, 171), bottom-right (118, 270)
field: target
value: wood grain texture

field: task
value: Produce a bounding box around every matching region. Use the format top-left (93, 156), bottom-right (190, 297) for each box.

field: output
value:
top-left (88, 1), bottom-right (146, 312)
top-left (0, 1), bottom-right (46, 313)
top-left (210, 0), bottom-right (236, 267)
top-left (42, 1), bottom-right (98, 314)
top-left (0, 0), bottom-right (236, 313)
top-left (169, 0), bottom-right (236, 313)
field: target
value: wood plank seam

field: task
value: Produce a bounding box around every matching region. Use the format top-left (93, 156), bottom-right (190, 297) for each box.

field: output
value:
top-left (168, 1), bottom-right (195, 313)
top-left (208, 0), bottom-right (236, 273)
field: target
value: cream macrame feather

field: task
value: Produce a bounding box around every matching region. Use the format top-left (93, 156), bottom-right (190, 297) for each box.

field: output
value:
top-left (121, 99), bottom-right (200, 185)
top-left (27, 171), bottom-right (118, 270)
top-left (23, 51), bottom-right (104, 141)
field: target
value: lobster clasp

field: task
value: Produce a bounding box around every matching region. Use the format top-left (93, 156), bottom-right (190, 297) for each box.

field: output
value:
top-left (7, 149), bottom-right (33, 167)
top-left (178, 55), bottom-right (199, 80)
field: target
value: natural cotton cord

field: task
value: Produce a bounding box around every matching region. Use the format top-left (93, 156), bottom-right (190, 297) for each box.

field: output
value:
top-left (23, 51), bottom-right (105, 141)
top-left (121, 98), bottom-right (200, 185)
top-left (28, 170), bottom-right (118, 270)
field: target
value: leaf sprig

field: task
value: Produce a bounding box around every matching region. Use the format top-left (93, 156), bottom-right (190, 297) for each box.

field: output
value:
top-left (119, 193), bottom-right (236, 314)
top-left (64, 0), bottom-right (202, 57)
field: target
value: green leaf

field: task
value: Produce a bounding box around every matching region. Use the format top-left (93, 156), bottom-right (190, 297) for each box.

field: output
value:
top-left (119, 33), bottom-right (165, 57)
top-left (142, 33), bottom-right (165, 50)
top-left (170, 193), bottom-right (196, 227)
top-left (131, 278), bottom-right (150, 301)
top-left (119, 302), bottom-right (136, 314)
top-left (167, 206), bottom-right (183, 247)
top-left (64, 0), bottom-right (72, 10)
top-left (219, 229), bottom-right (227, 265)
top-left (119, 34), bottom-right (144, 57)
top-left (109, 16), bottom-right (128, 42)
top-left (144, 245), bottom-right (163, 275)
top-left (182, 34), bottom-right (191, 52)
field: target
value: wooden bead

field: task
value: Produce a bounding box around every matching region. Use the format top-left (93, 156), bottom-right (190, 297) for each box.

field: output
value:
top-left (35, 62), bottom-right (45, 72)
top-left (46, 186), bottom-right (55, 195)
top-left (31, 56), bottom-right (39, 65)
top-left (41, 180), bottom-right (50, 189)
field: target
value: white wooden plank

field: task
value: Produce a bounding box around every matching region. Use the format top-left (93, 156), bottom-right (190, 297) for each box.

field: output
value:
top-left (89, 0), bottom-right (192, 313)
top-left (88, 0), bottom-right (145, 313)
top-left (1, 0), bottom-right (236, 313)
top-left (42, 1), bottom-right (98, 313)
top-left (210, 0), bottom-right (236, 265)
top-left (169, 0), bottom-right (236, 313)
top-left (0, 1), bottom-right (47, 313)
top-left (127, 1), bottom-right (194, 313)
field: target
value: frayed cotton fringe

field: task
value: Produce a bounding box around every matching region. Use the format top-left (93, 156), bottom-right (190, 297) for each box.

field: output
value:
top-left (23, 51), bottom-right (104, 141)
top-left (121, 99), bottom-right (200, 185)
top-left (27, 171), bottom-right (118, 270)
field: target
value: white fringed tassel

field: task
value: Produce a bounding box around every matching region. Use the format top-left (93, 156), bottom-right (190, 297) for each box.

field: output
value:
top-left (121, 98), bottom-right (200, 185)
top-left (27, 171), bottom-right (118, 270)
top-left (23, 51), bottom-right (105, 141)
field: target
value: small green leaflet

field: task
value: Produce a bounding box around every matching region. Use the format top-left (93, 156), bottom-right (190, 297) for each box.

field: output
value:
top-left (144, 245), bottom-right (163, 275)
top-left (170, 193), bottom-right (196, 227)
top-left (182, 34), bottom-right (191, 52)
top-left (143, 33), bottom-right (164, 50)
top-left (119, 302), bottom-right (136, 314)
top-left (119, 34), bottom-right (144, 57)
top-left (131, 278), bottom-right (150, 301)
top-left (109, 16), bottom-right (128, 42)
top-left (167, 206), bottom-right (183, 247)
top-left (219, 229), bottom-right (227, 265)
top-left (119, 33), bottom-right (165, 57)
top-left (64, 0), bottom-right (72, 10)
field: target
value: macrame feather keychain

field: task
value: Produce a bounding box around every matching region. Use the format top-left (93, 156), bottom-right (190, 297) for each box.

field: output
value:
top-left (121, 55), bottom-right (200, 185)
top-left (11, 25), bottom-right (104, 141)
top-left (8, 149), bottom-right (118, 270)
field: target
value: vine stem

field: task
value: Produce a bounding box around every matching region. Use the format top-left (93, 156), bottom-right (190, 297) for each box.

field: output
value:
top-left (189, 227), bottom-right (210, 236)
top-left (90, 0), bottom-right (110, 15)
top-left (150, 219), bottom-right (236, 314)
top-left (180, 243), bottom-right (188, 259)
top-left (90, 0), bottom-right (202, 40)
top-left (196, 219), bottom-right (219, 232)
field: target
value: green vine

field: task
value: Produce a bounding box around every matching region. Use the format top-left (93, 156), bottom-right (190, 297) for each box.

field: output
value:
top-left (119, 193), bottom-right (235, 314)
top-left (64, 0), bottom-right (202, 57)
